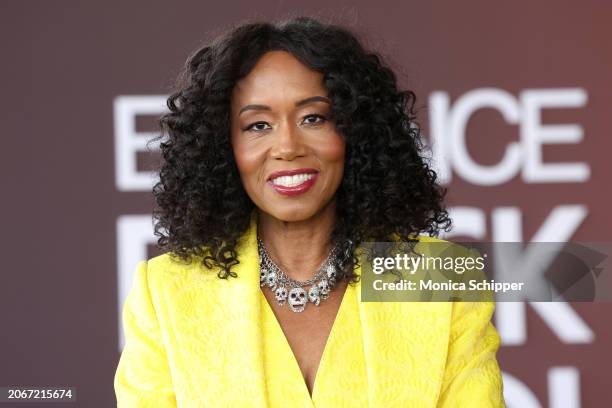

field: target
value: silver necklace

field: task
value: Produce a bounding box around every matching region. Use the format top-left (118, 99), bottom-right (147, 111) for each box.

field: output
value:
top-left (258, 236), bottom-right (340, 313)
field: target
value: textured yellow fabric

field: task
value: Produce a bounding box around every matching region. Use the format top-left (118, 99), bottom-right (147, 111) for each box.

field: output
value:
top-left (114, 212), bottom-right (505, 407)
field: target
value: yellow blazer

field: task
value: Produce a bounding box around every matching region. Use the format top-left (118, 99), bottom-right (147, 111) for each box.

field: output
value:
top-left (114, 213), bottom-right (505, 407)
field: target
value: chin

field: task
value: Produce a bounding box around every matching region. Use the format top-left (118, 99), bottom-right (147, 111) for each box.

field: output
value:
top-left (268, 208), bottom-right (317, 223)
top-left (256, 191), bottom-right (337, 223)
top-left (261, 202), bottom-right (322, 223)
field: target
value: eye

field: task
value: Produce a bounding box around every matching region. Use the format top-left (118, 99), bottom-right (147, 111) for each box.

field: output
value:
top-left (244, 121), bottom-right (271, 133)
top-left (303, 114), bottom-right (327, 126)
top-left (243, 114), bottom-right (328, 133)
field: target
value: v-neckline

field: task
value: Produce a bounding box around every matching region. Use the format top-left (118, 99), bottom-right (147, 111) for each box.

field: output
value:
top-left (260, 282), bottom-right (351, 403)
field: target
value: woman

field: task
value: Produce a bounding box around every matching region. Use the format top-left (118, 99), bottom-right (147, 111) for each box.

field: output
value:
top-left (114, 16), bottom-right (505, 407)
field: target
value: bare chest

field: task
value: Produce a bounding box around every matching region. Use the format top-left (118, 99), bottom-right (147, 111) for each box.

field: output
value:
top-left (263, 280), bottom-right (348, 396)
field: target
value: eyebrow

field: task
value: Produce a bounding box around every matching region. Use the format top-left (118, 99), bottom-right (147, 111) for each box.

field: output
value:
top-left (238, 95), bottom-right (331, 116)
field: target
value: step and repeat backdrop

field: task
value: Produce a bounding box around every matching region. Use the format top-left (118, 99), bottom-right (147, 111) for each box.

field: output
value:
top-left (2, 1), bottom-right (610, 407)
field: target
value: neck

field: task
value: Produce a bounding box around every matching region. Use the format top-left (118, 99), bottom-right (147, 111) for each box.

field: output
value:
top-left (257, 201), bottom-right (337, 281)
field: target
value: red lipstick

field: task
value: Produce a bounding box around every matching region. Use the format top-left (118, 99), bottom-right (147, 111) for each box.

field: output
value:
top-left (267, 168), bottom-right (319, 196)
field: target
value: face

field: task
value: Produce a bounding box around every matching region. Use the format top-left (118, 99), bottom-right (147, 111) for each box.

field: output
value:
top-left (230, 50), bottom-right (345, 222)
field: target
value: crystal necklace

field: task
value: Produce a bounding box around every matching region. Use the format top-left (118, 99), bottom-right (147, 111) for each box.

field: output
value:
top-left (258, 236), bottom-right (340, 313)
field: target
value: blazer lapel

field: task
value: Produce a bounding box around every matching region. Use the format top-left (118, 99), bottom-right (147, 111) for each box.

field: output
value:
top-left (222, 211), bottom-right (269, 406)
top-left (179, 211), bottom-right (269, 406)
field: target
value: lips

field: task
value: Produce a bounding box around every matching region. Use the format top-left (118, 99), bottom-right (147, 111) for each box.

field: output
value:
top-left (267, 168), bottom-right (319, 196)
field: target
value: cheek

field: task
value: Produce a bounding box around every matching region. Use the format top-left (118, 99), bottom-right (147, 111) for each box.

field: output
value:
top-left (231, 142), bottom-right (252, 174)
top-left (231, 133), bottom-right (256, 172)
top-left (321, 134), bottom-right (346, 164)
top-left (317, 134), bottom-right (346, 193)
top-left (231, 138), bottom-right (266, 193)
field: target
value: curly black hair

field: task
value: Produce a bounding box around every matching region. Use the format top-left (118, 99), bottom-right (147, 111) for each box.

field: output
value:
top-left (151, 15), bottom-right (451, 283)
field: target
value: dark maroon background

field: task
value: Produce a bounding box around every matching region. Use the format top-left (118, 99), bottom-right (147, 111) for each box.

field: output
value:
top-left (1, 1), bottom-right (610, 407)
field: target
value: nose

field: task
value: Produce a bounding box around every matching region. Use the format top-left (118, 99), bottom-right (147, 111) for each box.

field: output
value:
top-left (269, 120), bottom-right (306, 161)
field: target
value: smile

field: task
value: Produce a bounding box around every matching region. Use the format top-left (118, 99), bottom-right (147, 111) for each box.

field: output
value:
top-left (267, 169), bottom-right (319, 196)
top-left (270, 173), bottom-right (316, 187)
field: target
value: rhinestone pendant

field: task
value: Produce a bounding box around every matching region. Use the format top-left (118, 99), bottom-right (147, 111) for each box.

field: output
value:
top-left (308, 285), bottom-right (321, 306)
top-left (317, 278), bottom-right (330, 300)
top-left (265, 271), bottom-right (277, 290)
top-left (275, 286), bottom-right (288, 305)
top-left (326, 264), bottom-right (337, 286)
top-left (288, 287), bottom-right (308, 312)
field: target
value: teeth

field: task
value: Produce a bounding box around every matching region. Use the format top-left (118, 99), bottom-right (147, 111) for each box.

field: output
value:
top-left (271, 173), bottom-right (315, 187)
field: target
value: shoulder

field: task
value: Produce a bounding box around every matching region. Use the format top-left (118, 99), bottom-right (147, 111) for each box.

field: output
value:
top-left (412, 234), bottom-right (481, 258)
top-left (387, 231), bottom-right (449, 244)
top-left (147, 251), bottom-right (199, 274)
top-left (413, 234), bottom-right (448, 244)
top-left (142, 251), bottom-right (223, 294)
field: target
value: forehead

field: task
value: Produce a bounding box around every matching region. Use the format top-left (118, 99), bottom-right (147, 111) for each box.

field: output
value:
top-left (231, 50), bottom-right (326, 104)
